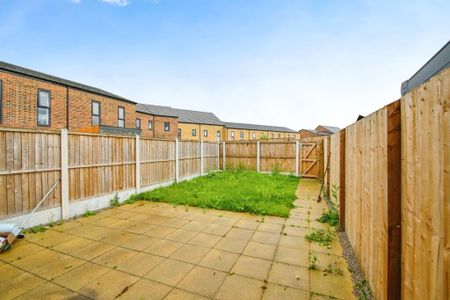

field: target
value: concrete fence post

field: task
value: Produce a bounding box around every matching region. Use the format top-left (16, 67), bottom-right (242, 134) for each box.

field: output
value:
top-left (295, 140), bottom-right (299, 177)
top-left (222, 142), bottom-right (226, 170)
top-left (175, 138), bottom-right (179, 182)
top-left (135, 134), bottom-right (140, 194)
top-left (200, 139), bottom-right (204, 175)
top-left (60, 128), bottom-right (69, 220)
top-left (256, 141), bottom-right (260, 173)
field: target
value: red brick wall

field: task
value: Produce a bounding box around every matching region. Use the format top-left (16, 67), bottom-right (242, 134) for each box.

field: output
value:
top-left (136, 112), bottom-right (178, 139)
top-left (68, 89), bottom-right (135, 131)
top-left (0, 71), bottom-right (67, 130)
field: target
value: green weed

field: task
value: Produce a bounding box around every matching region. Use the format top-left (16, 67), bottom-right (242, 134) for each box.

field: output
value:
top-left (305, 229), bottom-right (335, 248)
top-left (110, 193), bottom-right (120, 207)
top-left (82, 210), bottom-right (96, 217)
top-left (317, 209), bottom-right (339, 227)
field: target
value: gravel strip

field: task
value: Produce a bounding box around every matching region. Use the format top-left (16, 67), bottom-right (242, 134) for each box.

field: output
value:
top-left (337, 231), bottom-right (373, 299)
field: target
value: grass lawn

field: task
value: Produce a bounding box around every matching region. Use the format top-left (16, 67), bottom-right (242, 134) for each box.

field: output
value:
top-left (133, 170), bottom-right (299, 217)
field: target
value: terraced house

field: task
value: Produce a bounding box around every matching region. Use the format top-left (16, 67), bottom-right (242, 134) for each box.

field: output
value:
top-left (224, 122), bottom-right (298, 141)
top-left (0, 61), bottom-right (138, 135)
top-left (0, 61), bottom-right (299, 141)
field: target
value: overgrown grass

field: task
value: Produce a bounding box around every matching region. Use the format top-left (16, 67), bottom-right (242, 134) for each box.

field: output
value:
top-left (134, 170), bottom-right (299, 217)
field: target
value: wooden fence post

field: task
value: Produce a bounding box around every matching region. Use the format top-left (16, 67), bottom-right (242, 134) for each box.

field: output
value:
top-left (200, 139), bottom-right (204, 175)
top-left (217, 139), bottom-right (220, 170)
top-left (257, 141), bottom-right (260, 173)
top-left (175, 138), bottom-right (179, 182)
top-left (339, 129), bottom-right (346, 231)
top-left (298, 141), bottom-right (303, 177)
top-left (387, 100), bottom-right (401, 300)
top-left (60, 128), bottom-right (69, 220)
top-left (222, 142), bottom-right (226, 170)
top-left (135, 134), bottom-right (140, 194)
top-left (295, 140), bottom-right (299, 176)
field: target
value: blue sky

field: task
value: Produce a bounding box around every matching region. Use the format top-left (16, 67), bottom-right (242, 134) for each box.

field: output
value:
top-left (1, 0), bottom-right (449, 129)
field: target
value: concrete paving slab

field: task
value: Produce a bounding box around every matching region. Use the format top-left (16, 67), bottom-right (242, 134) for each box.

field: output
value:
top-left (215, 274), bottom-right (265, 300)
top-left (177, 266), bottom-right (227, 298)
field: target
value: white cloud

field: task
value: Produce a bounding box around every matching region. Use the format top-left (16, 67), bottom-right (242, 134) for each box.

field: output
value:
top-left (101, 0), bottom-right (130, 6)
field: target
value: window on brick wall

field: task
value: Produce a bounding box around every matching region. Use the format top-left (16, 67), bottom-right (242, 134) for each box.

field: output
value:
top-left (91, 101), bottom-right (100, 125)
top-left (192, 129), bottom-right (197, 136)
top-left (240, 131), bottom-right (244, 140)
top-left (37, 89), bottom-right (51, 126)
top-left (136, 118), bottom-right (141, 129)
top-left (148, 120), bottom-right (153, 130)
top-left (118, 107), bottom-right (125, 127)
top-left (216, 130), bottom-right (220, 138)
top-left (231, 131), bottom-right (235, 141)
top-left (252, 132), bottom-right (256, 138)
top-left (0, 80), bottom-right (2, 123)
top-left (164, 122), bottom-right (170, 131)
top-left (177, 129), bottom-right (181, 139)
top-left (203, 130), bottom-right (208, 137)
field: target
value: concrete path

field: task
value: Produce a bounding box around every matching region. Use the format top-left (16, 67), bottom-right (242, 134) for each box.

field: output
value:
top-left (0, 179), bottom-right (355, 299)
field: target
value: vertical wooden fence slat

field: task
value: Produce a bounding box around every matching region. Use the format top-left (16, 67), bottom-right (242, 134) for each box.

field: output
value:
top-left (339, 129), bottom-right (346, 231)
top-left (387, 100), bottom-right (401, 300)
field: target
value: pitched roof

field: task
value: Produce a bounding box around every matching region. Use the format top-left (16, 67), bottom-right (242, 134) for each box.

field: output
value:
top-left (172, 108), bottom-right (223, 125)
top-left (299, 129), bottom-right (330, 136)
top-left (136, 103), bottom-right (179, 118)
top-left (224, 122), bottom-right (297, 133)
top-left (315, 125), bottom-right (340, 133)
top-left (0, 61), bottom-right (135, 104)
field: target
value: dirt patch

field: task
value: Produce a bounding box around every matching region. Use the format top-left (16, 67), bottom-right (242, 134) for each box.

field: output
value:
top-left (337, 231), bottom-right (372, 300)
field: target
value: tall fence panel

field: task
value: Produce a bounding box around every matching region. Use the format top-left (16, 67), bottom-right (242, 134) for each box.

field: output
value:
top-left (178, 141), bottom-right (201, 178)
top-left (203, 141), bottom-right (219, 173)
top-left (345, 107), bottom-right (390, 300)
top-left (260, 142), bottom-right (296, 173)
top-left (140, 138), bottom-right (175, 187)
top-left (68, 133), bottom-right (135, 202)
top-left (0, 129), bottom-right (61, 217)
top-left (224, 142), bottom-right (258, 170)
top-left (401, 68), bottom-right (449, 300)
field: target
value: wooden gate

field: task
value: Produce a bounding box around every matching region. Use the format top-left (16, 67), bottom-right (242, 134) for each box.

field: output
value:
top-left (300, 139), bottom-right (323, 178)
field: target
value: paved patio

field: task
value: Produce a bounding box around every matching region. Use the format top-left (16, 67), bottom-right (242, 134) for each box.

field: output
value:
top-left (0, 179), bottom-right (355, 300)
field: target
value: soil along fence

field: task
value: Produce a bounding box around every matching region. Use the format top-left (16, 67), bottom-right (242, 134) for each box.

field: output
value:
top-left (0, 131), bottom-right (219, 226)
top-left (220, 139), bottom-right (323, 178)
top-left (325, 67), bottom-right (449, 300)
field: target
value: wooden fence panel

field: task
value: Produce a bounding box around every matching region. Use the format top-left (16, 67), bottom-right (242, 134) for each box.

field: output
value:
top-left (345, 106), bottom-right (389, 300)
top-left (179, 141), bottom-right (200, 178)
top-left (68, 134), bottom-right (135, 201)
top-left (401, 68), bottom-right (449, 300)
top-left (329, 133), bottom-right (340, 206)
top-left (0, 130), bottom-right (61, 217)
top-left (224, 142), bottom-right (257, 170)
top-left (204, 142), bottom-right (218, 173)
top-left (140, 138), bottom-right (175, 187)
top-left (260, 142), bottom-right (296, 173)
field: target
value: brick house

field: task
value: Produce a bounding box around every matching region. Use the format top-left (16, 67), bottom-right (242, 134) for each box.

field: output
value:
top-left (0, 61), bottom-right (138, 135)
top-left (224, 122), bottom-right (298, 141)
top-left (136, 103), bottom-right (178, 139)
top-left (298, 125), bottom-right (340, 139)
